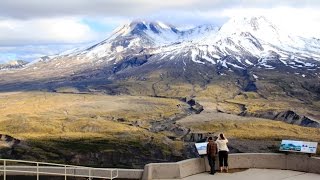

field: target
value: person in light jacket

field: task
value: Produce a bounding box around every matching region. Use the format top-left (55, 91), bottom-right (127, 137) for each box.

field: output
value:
top-left (216, 133), bottom-right (229, 173)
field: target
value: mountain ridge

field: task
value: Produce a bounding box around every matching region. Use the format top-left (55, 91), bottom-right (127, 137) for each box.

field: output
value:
top-left (35, 16), bottom-right (320, 70)
top-left (4, 16), bottom-right (320, 70)
top-left (0, 60), bottom-right (29, 70)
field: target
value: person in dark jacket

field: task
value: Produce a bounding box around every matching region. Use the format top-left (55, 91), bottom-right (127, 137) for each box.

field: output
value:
top-left (206, 136), bottom-right (218, 174)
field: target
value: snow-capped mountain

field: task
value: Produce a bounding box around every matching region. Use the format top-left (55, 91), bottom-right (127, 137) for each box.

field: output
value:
top-left (1, 16), bottom-right (320, 92)
top-left (1, 16), bottom-right (320, 128)
top-left (54, 16), bottom-right (320, 70)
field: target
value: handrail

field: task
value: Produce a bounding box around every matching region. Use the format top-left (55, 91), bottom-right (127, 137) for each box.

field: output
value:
top-left (0, 159), bottom-right (119, 180)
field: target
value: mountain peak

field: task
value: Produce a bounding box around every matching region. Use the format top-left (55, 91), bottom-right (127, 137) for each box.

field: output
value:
top-left (128, 20), bottom-right (177, 29)
top-left (218, 15), bottom-right (281, 46)
top-left (111, 20), bottom-right (179, 38)
top-left (224, 15), bottom-right (277, 32)
top-left (243, 16), bottom-right (275, 31)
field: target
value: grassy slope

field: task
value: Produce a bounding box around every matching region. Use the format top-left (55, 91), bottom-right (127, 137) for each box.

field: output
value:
top-left (0, 92), bottom-right (183, 137)
top-left (190, 119), bottom-right (320, 141)
top-left (0, 92), bottom-right (186, 166)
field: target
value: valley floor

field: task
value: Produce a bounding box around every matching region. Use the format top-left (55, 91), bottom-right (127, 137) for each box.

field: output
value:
top-left (0, 91), bottom-right (319, 168)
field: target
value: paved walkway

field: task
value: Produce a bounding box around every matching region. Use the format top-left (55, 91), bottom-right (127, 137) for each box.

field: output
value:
top-left (169, 169), bottom-right (320, 180)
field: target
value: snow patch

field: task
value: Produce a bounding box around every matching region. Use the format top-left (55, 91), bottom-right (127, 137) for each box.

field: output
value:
top-left (202, 56), bottom-right (216, 64)
top-left (217, 60), bottom-right (228, 68)
top-left (157, 21), bottom-right (171, 29)
top-left (211, 54), bottom-right (221, 59)
top-left (227, 62), bottom-right (245, 69)
top-left (191, 49), bottom-right (205, 64)
top-left (245, 59), bottom-right (254, 65)
top-left (116, 46), bottom-right (124, 52)
top-left (183, 60), bottom-right (187, 66)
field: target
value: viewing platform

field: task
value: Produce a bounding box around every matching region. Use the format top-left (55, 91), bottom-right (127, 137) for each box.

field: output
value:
top-left (0, 153), bottom-right (319, 179)
top-left (174, 169), bottom-right (320, 180)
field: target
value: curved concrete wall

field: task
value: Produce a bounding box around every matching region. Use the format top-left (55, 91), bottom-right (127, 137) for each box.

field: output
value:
top-left (142, 153), bottom-right (320, 180)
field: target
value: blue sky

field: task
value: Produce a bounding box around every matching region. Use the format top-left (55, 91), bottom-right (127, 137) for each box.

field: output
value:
top-left (1, 0), bottom-right (320, 63)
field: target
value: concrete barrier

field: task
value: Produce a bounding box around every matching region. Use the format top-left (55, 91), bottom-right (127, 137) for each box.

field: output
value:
top-left (117, 169), bottom-right (144, 179)
top-left (308, 156), bottom-right (320, 174)
top-left (142, 162), bottom-right (180, 180)
top-left (142, 153), bottom-right (320, 180)
top-left (178, 158), bottom-right (205, 178)
top-left (205, 153), bottom-right (287, 170)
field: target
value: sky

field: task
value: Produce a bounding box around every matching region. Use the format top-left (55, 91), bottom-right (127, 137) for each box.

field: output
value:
top-left (1, 0), bottom-right (320, 63)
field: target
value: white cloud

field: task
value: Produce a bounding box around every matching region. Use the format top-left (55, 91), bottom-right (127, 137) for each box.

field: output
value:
top-left (1, 1), bottom-right (320, 63)
top-left (0, 44), bottom-right (88, 63)
top-left (220, 7), bottom-right (320, 38)
top-left (143, 8), bottom-right (320, 39)
top-left (1, 0), bottom-right (320, 19)
top-left (0, 17), bottom-right (99, 46)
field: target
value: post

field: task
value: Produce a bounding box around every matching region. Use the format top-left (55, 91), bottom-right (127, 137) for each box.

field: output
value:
top-left (37, 163), bottom-right (39, 180)
top-left (64, 165), bottom-right (67, 180)
top-left (89, 168), bottom-right (91, 180)
top-left (3, 160), bottom-right (6, 180)
top-left (111, 169), bottom-right (117, 180)
top-left (111, 169), bottom-right (113, 180)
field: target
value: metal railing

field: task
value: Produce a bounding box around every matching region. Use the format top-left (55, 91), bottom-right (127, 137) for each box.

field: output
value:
top-left (0, 159), bottom-right (119, 180)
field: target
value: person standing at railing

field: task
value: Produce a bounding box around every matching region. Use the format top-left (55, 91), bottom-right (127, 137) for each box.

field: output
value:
top-left (206, 136), bottom-right (218, 175)
top-left (216, 133), bottom-right (229, 173)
